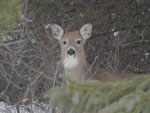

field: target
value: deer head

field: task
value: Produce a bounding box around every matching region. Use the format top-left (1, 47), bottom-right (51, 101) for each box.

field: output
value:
top-left (50, 24), bottom-right (92, 81)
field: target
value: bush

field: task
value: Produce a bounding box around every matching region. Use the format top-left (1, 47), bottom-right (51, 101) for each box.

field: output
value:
top-left (45, 75), bottom-right (150, 113)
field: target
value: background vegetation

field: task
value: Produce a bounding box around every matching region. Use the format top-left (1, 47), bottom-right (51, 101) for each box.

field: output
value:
top-left (0, 0), bottom-right (22, 38)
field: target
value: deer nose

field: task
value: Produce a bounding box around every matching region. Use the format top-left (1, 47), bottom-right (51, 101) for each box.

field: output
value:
top-left (67, 48), bottom-right (75, 56)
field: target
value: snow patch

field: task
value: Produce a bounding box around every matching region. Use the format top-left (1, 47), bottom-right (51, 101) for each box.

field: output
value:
top-left (0, 102), bottom-right (52, 113)
top-left (2, 35), bottom-right (14, 42)
top-left (145, 53), bottom-right (149, 59)
top-left (113, 31), bottom-right (119, 37)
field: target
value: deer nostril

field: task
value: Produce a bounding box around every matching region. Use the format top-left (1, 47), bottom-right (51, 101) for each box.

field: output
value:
top-left (67, 48), bottom-right (75, 56)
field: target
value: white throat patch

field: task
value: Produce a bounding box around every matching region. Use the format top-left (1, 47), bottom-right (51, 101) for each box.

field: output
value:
top-left (64, 57), bottom-right (78, 69)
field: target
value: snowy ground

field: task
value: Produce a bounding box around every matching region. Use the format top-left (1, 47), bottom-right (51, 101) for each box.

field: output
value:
top-left (0, 102), bottom-right (52, 113)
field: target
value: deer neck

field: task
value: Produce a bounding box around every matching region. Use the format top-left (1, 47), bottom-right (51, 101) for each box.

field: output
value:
top-left (63, 53), bottom-right (90, 82)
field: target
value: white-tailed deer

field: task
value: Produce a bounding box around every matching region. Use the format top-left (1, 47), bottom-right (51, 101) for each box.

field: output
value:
top-left (50, 23), bottom-right (135, 83)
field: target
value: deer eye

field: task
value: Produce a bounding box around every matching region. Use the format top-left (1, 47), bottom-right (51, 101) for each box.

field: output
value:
top-left (76, 40), bottom-right (81, 44)
top-left (63, 40), bottom-right (67, 45)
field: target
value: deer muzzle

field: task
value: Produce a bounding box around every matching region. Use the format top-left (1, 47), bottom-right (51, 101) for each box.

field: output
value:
top-left (67, 48), bottom-right (75, 57)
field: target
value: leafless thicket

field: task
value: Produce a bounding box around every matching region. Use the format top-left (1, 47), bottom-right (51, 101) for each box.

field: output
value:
top-left (0, 17), bottom-right (63, 113)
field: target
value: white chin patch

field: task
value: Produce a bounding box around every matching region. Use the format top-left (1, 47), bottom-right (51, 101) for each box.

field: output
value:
top-left (68, 54), bottom-right (75, 58)
top-left (64, 57), bottom-right (78, 69)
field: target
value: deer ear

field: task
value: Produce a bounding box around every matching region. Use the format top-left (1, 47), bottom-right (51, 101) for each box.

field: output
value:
top-left (80, 23), bottom-right (92, 41)
top-left (50, 24), bottom-right (64, 41)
